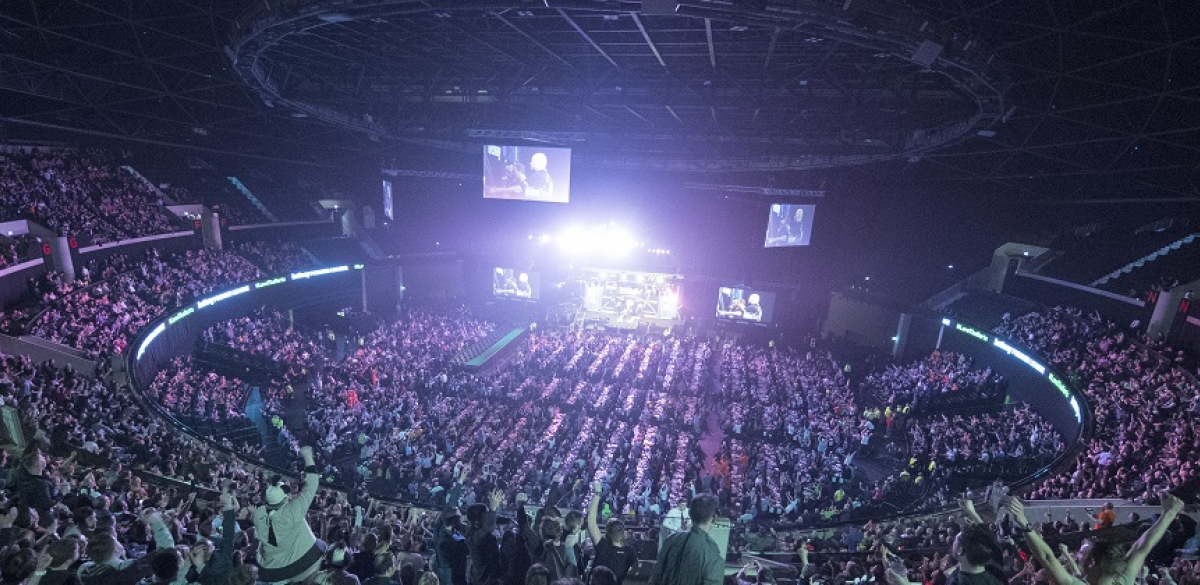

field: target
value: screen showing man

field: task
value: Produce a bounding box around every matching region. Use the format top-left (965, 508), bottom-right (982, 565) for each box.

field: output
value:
top-left (493, 268), bottom-right (538, 299)
top-left (483, 145), bottom-right (571, 203)
top-left (716, 287), bottom-right (776, 323)
top-left (381, 179), bottom-right (393, 221)
top-left (764, 203), bottom-right (816, 247)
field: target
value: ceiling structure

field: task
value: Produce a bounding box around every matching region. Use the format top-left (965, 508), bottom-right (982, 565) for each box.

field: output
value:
top-left (226, 0), bottom-right (1007, 173)
top-left (0, 0), bottom-right (1197, 202)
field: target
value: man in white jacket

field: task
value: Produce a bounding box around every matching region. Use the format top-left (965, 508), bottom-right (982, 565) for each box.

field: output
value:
top-left (254, 446), bottom-right (327, 584)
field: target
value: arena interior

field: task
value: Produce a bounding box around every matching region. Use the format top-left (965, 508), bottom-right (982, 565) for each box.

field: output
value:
top-left (0, 1), bottom-right (1198, 585)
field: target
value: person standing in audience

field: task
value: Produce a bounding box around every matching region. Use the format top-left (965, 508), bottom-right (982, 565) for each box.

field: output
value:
top-left (1006, 494), bottom-right (1184, 585)
top-left (76, 509), bottom-right (175, 584)
top-left (465, 489), bottom-right (504, 584)
top-left (663, 500), bottom-right (689, 534)
top-left (587, 483), bottom-right (637, 584)
top-left (253, 446), bottom-right (326, 584)
top-left (648, 494), bottom-right (723, 585)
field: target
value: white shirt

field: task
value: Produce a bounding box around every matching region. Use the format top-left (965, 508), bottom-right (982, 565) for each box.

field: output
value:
top-left (663, 506), bottom-right (688, 531)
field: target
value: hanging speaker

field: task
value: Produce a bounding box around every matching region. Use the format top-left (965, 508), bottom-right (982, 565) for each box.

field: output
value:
top-left (911, 40), bottom-right (943, 68)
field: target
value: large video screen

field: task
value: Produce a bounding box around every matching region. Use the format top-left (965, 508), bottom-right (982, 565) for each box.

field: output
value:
top-left (764, 203), bottom-right (815, 247)
top-left (716, 286), bottom-right (776, 324)
top-left (382, 179), bottom-right (393, 221)
top-left (493, 267), bottom-right (539, 300)
top-left (483, 145), bottom-right (571, 203)
top-left (580, 270), bottom-right (683, 325)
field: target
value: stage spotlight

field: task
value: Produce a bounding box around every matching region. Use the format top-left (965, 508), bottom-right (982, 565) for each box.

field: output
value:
top-left (538, 234), bottom-right (552, 244)
top-left (604, 226), bottom-right (638, 258)
top-left (557, 226), bottom-right (588, 254)
top-left (557, 223), bottom-right (639, 257)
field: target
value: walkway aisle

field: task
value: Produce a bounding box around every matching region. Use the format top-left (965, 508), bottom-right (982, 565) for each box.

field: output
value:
top-left (699, 339), bottom-right (725, 475)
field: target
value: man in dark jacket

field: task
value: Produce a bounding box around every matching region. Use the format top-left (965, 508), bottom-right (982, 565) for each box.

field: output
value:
top-left (434, 479), bottom-right (465, 585)
top-left (438, 514), bottom-right (470, 585)
top-left (14, 450), bottom-right (56, 514)
top-left (648, 494), bottom-right (723, 585)
top-left (500, 494), bottom-right (539, 585)
top-left (466, 490), bottom-right (504, 584)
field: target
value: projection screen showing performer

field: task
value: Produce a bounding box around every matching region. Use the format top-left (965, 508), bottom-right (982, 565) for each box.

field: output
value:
top-left (493, 267), bottom-right (539, 300)
top-left (716, 286), bottom-right (776, 324)
top-left (764, 203), bottom-right (816, 247)
top-left (483, 145), bottom-right (572, 203)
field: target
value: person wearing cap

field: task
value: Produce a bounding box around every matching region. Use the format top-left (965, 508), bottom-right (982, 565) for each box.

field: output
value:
top-left (253, 446), bottom-right (326, 584)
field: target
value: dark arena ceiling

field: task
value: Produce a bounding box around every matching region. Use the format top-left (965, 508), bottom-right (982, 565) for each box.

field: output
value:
top-left (0, 1), bottom-right (1198, 202)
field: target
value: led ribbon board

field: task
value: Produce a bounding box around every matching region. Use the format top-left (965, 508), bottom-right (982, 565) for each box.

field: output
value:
top-left (942, 317), bottom-right (1080, 423)
top-left (137, 323), bottom-right (166, 361)
top-left (136, 265), bottom-right (365, 364)
top-left (197, 285), bottom-right (251, 309)
top-left (954, 322), bottom-right (989, 342)
top-left (169, 307), bottom-right (194, 325)
top-left (291, 265), bottom-right (349, 280)
top-left (991, 338), bottom-right (1046, 375)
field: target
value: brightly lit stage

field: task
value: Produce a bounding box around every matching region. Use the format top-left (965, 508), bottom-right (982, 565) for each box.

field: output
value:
top-left (574, 268), bottom-right (684, 332)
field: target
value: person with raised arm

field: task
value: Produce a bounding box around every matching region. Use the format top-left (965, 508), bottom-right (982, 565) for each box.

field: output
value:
top-left (1005, 494), bottom-right (1184, 585)
top-left (466, 489), bottom-right (504, 584)
top-left (190, 490), bottom-right (240, 585)
top-left (886, 496), bottom-right (1005, 585)
top-left (253, 445), bottom-right (327, 584)
top-left (76, 508), bottom-right (175, 585)
top-left (587, 482), bottom-right (637, 584)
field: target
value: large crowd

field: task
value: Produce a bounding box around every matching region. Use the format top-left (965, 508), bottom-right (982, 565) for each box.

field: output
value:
top-left (903, 406), bottom-right (1062, 476)
top-left (0, 149), bottom-right (179, 244)
top-left (0, 143), bottom-right (1198, 585)
top-left (138, 304), bottom-right (1076, 538)
top-left (996, 307), bottom-right (1200, 502)
top-left (2, 284), bottom-right (1198, 585)
top-left (25, 241), bottom-right (317, 359)
top-left (863, 351), bottom-right (1006, 412)
top-left (30, 248), bottom-right (266, 358)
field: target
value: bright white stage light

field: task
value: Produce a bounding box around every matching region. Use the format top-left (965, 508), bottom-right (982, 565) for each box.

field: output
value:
top-left (556, 224), bottom-right (639, 257)
top-left (557, 226), bottom-right (589, 254)
top-left (605, 226), bottom-right (638, 258)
